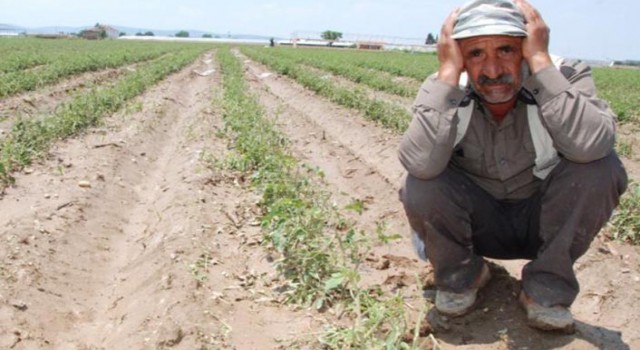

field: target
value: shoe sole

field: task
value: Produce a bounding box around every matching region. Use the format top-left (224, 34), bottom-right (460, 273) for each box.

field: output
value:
top-left (527, 318), bottom-right (576, 334)
top-left (436, 264), bottom-right (491, 317)
top-left (519, 291), bottom-right (575, 334)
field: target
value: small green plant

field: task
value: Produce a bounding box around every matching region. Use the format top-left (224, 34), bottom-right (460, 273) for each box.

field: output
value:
top-left (125, 100), bottom-right (144, 115)
top-left (615, 138), bottom-right (633, 158)
top-left (321, 291), bottom-right (429, 349)
top-left (344, 199), bottom-right (366, 215)
top-left (376, 221), bottom-right (403, 244)
top-left (608, 181), bottom-right (640, 245)
top-left (188, 253), bottom-right (212, 283)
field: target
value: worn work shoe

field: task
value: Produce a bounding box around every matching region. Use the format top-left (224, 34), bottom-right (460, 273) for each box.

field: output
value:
top-left (435, 263), bottom-right (491, 317)
top-left (519, 291), bottom-right (575, 333)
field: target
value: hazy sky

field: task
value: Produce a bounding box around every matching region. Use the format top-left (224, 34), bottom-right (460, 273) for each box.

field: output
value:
top-left (2, 0), bottom-right (638, 61)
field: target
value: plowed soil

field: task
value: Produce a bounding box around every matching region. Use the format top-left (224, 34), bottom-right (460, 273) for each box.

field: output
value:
top-left (1, 49), bottom-right (638, 350)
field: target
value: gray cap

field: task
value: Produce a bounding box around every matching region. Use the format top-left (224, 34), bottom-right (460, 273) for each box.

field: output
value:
top-left (452, 0), bottom-right (527, 39)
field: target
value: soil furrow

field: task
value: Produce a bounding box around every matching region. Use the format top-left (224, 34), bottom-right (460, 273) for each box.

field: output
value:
top-left (0, 52), bottom-right (313, 349)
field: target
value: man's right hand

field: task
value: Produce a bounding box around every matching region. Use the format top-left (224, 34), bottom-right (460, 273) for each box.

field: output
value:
top-left (437, 8), bottom-right (464, 87)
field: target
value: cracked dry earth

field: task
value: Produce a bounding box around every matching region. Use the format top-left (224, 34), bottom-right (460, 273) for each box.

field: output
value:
top-left (1, 50), bottom-right (639, 350)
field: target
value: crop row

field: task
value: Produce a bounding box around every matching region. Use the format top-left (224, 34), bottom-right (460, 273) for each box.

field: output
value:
top-left (0, 46), bottom-right (209, 185)
top-left (0, 39), bottom-right (207, 98)
top-left (216, 46), bottom-right (427, 348)
top-left (593, 67), bottom-right (640, 124)
top-left (0, 38), bottom-right (180, 74)
top-left (241, 46), bottom-right (412, 132)
top-left (317, 47), bottom-right (439, 81)
top-left (263, 47), bottom-right (421, 98)
top-left (0, 53), bottom-right (47, 74)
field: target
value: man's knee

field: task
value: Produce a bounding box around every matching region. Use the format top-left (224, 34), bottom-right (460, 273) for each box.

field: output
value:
top-left (400, 170), bottom-right (460, 220)
top-left (541, 152), bottom-right (628, 260)
top-left (555, 152), bottom-right (627, 195)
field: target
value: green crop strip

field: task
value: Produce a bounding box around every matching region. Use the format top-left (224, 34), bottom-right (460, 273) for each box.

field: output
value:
top-left (263, 47), bottom-right (420, 98)
top-left (343, 49), bottom-right (438, 81)
top-left (593, 67), bottom-right (640, 125)
top-left (218, 46), bottom-right (350, 306)
top-left (0, 46), bottom-right (209, 185)
top-left (217, 46), bottom-right (429, 348)
top-left (241, 46), bottom-right (412, 132)
top-left (0, 38), bottom-right (200, 98)
top-left (279, 47), bottom-right (439, 81)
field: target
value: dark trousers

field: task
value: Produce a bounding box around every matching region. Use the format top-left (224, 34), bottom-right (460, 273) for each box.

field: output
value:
top-left (400, 152), bottom-right (627, 307)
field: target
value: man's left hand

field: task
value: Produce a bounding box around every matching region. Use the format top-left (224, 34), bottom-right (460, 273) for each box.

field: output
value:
top-left (515, 0), bottom-right (553, 73)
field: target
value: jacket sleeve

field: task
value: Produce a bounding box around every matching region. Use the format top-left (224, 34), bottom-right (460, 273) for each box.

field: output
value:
top-left (523, 60), bottom-right (616, 163)
top-left (398, 75), bottom-right (466, 179)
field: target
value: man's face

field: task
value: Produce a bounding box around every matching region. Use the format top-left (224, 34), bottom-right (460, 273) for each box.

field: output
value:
top-left (459, 35), bottom-right (524, 104)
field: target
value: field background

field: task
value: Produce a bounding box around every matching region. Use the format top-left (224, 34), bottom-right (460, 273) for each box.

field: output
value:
top-left (1, 38), bottom-right (639, 349)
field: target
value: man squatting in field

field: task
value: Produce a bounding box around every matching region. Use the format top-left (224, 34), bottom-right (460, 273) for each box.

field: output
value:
top-left (399, 0), bottom-right (628, 332)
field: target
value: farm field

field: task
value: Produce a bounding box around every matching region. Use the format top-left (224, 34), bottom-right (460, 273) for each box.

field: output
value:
top-left (1, 38), bottom-right (639, 349)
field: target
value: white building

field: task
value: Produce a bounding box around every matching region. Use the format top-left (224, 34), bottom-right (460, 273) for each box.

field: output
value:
top-left (0, 24), bottom-right (21, 37)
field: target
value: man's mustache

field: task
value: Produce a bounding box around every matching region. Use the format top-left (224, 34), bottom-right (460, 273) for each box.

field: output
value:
top-left (478, 74), bottom-right (514, 85)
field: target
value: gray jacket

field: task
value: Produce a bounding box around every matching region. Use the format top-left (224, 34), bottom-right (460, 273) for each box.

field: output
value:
top-left (398, 60), bottom-right (616, 200)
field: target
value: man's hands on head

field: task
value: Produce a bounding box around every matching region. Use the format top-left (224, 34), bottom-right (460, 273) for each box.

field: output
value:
top-left (437, 8), bottom-right (464, 87)
top-left (436, 0), bottom-right (555, 86)
top-left (514, 0), bottom-right (553, 73)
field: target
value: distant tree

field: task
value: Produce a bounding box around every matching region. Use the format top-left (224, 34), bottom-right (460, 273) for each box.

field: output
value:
top-left (321, 30), bottom-right (343, 42)
top-left (175, 30), bottom-right (190, 38)
top-left (425, 33), bottom-right (436, 45)
top-left (78, 28), bottom-right (105, 40)
top-left (86, 23), bottom-right (108, 39)
top-left (144, 31), bottom-right (154, 36)
top-left (119, 32), bottom-right (127, 37)
top-left (202, 33), bottom-right (213, 38)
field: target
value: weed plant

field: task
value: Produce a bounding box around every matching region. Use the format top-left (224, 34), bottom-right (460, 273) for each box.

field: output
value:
top-left (608, 181), bottom-right (640, 245)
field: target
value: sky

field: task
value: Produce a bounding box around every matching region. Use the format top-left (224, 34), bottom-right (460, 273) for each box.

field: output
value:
top-left (1, 0), bottom-right (638, 61)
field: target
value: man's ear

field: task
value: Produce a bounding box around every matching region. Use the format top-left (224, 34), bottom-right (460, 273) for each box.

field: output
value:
top-left (520, 60), bottom-right (531, 81)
